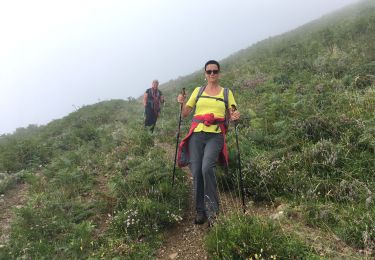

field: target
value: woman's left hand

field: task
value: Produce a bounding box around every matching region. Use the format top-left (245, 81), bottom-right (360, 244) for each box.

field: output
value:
top-left (229, 109), bottom-right (240, 121)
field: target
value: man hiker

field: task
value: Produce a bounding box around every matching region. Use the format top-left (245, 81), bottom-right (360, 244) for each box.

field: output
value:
top-left (143, 79), bottom-right (165, 132)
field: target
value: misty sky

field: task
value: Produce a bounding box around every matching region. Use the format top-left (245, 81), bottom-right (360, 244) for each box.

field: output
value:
top-left (0, 0), bottom-right (359, 135)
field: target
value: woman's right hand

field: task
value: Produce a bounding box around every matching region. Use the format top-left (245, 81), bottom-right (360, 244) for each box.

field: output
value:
top-left (177, 94), bottom-right (185, 104)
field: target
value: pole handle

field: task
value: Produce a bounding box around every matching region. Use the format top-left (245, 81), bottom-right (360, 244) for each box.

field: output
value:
top-left (231, 105), bottom-right (240, 127)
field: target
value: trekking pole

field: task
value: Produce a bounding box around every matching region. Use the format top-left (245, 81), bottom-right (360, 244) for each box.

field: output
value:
top-left (161, 101), bottom-right (165, 129)
top-left (232, 105), bottom-right (246, 213)
top-left (172, 88), bottom-right (186, 186)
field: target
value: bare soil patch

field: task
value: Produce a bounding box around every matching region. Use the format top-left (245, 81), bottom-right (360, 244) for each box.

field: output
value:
top-left (0, 182), bottom-right (28, 246)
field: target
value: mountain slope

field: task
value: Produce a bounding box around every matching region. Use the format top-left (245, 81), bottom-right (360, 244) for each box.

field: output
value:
top-left (1, 0), bottom-right (374, 258)
top-left (160, 1), bottom-right (375, 257)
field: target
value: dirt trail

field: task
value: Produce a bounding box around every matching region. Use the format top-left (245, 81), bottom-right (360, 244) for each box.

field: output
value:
top-left (154, 140), bottom-right (205, 259)
top-left (157, 185), bottom-right (245, 259)
top-left (156, 177), bottom-right (248, 260)
top-left (156, 178), bottom-right (209, 260)
top-left (155, 141), bottom-right (246, 259)
top-left (0, 182), bottom-right (28, 246)
top-left (155, 141), bottom-right (208, 259)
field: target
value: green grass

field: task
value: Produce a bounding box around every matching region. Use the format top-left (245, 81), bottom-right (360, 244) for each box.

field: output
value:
top-left (205, 214), bottom-right (319, 259)
top-left (1, 0), bottom-right (375, 258)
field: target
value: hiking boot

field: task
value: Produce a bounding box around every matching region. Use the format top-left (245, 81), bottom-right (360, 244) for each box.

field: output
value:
top-left (194, 212), bottom-right (207, 225)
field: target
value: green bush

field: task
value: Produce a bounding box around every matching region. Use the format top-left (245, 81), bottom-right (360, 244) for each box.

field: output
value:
top-left (336, 206), bottom-right (375, 250)
top-left (0, 170), bottom-right (25, 194)
top-left (303, 202), bottom-right (339, 228)
top-left (110, 197), bottom-right (183, 240)
top-left (205, 214), bottom-right (318, 259)
top-left (109, 147), bottom-right (189, 240)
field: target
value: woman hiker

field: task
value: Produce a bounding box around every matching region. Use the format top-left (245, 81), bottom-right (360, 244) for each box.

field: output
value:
top-left (143, 79), bottom-right (165, 132)
top-left (177, 60), bottom-right (240, 226)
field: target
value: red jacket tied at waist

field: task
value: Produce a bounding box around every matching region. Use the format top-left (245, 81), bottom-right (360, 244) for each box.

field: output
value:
top-left (177, 114), bottom-right (228, 168)
top-left (199, 113), bottom-right (217, 126)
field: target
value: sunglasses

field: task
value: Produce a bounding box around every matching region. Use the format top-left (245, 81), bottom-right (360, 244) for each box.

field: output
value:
top-left (205, 70), bottom-right (219, 75)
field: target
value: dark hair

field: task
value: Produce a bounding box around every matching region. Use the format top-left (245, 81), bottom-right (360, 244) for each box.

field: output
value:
top-left (204, 60), bottom-right (220, 71)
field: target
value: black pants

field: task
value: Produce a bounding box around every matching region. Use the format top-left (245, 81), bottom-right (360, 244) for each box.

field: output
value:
top-left (144, 106), bottom-right (158, 132)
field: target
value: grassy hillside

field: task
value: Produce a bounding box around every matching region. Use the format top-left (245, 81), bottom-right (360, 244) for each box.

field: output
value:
top-left (162, 1), bottom-right (375, 257)
top-left (1, 0), bottom-right (374, 258)
top-left (0, 100), bottom-right (189, 258)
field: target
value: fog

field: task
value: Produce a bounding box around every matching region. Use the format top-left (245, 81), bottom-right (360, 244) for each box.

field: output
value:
top-left (0, 0), bottom-right (359, 134)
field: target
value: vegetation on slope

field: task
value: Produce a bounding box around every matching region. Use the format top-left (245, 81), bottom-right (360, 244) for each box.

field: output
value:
top-left (164, 0), bottom-right (375, 257)
top-left (1, 0), bottom-right (374, 258)
top-left (0, 100), bottom-right (189, 258)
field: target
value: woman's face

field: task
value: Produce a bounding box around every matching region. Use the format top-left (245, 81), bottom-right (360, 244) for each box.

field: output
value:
top-left (205, 64), bottom-right (220, 83)
top-left (152, 81), bottom-right (159, 89)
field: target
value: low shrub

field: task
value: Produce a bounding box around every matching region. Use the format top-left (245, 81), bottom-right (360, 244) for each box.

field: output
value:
top-left (205, 214), bottom-right (318, 259)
